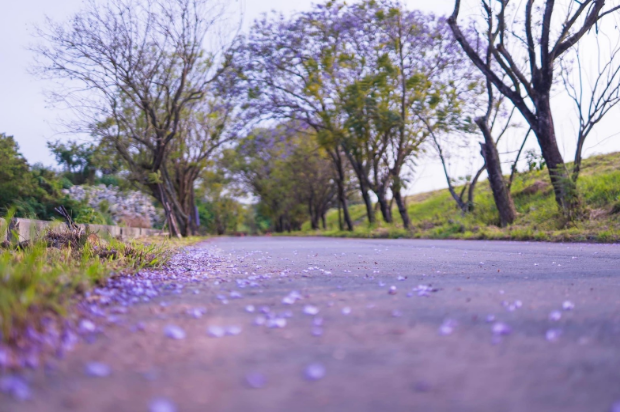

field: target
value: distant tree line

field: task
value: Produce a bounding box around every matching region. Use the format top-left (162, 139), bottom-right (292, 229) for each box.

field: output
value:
top-left (22, 0), bottom-right (620, 235)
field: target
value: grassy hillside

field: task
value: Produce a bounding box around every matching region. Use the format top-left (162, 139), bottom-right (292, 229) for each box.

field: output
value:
top-left (297, 152), bottom-right (620, 242)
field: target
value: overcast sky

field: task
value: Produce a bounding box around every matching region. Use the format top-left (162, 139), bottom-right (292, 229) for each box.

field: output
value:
top-left (1, 0), bottom-right (618, 194)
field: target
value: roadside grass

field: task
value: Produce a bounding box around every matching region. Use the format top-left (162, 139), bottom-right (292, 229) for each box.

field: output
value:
top-left (294, 152), bottom-right (620, 242)
top-left (0, 229), bottom-right (198, 344)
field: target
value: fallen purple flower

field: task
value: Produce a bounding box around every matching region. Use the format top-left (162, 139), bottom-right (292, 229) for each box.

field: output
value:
top-left (0, 375), bottom-right (31, 401)
top-left (186, 308), bottom-right (206, 319)
top-left (245, 372), bottom-right (267, 389)
top-left (245, 305), bottom-right (256, 313)
top-left (85, 362), bottom-right (111, 377)
top-left (438, 319), bottom-right (457, 336)
top-left (549, 310), bottom-right (562, 321)
top-left (388, 286), bottom-right (398, 295)
top-left (546, 329), bottom-right (562, 342)
top-left (79, 319), bottom-right (96, 334)
top-left (341, 307), bottom-right (351, 315)
top-left (164, 325), bottom-right (186, 340)
top-left (149, 397), bottom-right (177, 412)
top-left (254, 316), bottom-right (266, 326)
top-left (226, 326), bottom-right (242, 336)
top-left (303, 305), bottom-right (319, 315)
top-left (562, 301), bottom-right (575, 311)
top-left (486, 315), bottom-right (496, 323)
top-left (492, 322), bottom-right (511, 336)
top-left (304, 363), bottom-right (326, 381)
top-left (207, 326), bottom-right (226, 338)
top-left (266, 318), bottom-right (287, 328)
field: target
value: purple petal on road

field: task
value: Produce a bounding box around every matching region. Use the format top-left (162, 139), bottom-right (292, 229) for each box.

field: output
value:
top-left (492, 322), bottom-right (511, 336)
top-left (514, 300), bottom-right (523, 308)
top-left (230, 291), bottom-right (243, 299)
top-left (266, 318), bottom-right (287, 328)
top-left (226, 326), bottom-right (242, 336)
top-left (207, 326), bottom-right (226, 338)
top-left (149, 397), bottom-right (177, 412)
top-left (245, 372), bottom-right (267, 389)
top-left (304, 363), bottom-right (326, 381)
top-left (388, 286), bottom-right (398, 295)
top-left (254, 316), bottom-right (266, 326)
top-left (397, 276), bottom-right (406, 281)
top-left (549, 310), bottom-right (562, 321)
top-left (164, 325), bottom-right (186, 340)
top-left (186, 308), bottom-right (206, 319)
top-left (546, 329), bottom-right (562, 342)
top-left (303, 305), bottom-right (319, 315)
top-left (562, 301), bottom-right (575, 311)
top-left (0, 375), bottom-right (31, 401)
top-left (79, 319), bottom-right (96, 334)
top-left (438, 319), bottom-right (457, 336)
top-left (84, 362), bottom-right (111, 377)
top-left (341, 307), bottom-right (351, 315)
top-left (486, 315), bottom-right (496, 323)
top-left (245, 305), bottom-right (255, 313)
top-left (313, 317), bottom-right (324, 326)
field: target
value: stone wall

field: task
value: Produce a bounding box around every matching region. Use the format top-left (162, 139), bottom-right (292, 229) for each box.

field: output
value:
top-left (1, 218), bottom-right (164, 243)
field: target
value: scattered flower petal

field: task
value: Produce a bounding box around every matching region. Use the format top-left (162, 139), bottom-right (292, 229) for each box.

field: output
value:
top-left (303, 305), bottom-right (319, 316)
top-left (562, 301), bottom-right (575, 311)
top-left (149, 397), bottom-right (177, 412)
top-left (549, 310), bottom-right (562, 321)
top-left (546, 329), bottom-right (562, 342)
top-left (85, 362), bottom-right (111, 378)
top-left (164, 325), bottom-right (186, 340)
top-left (0, 375), bottom-right (31, 401)
top-left (492, 322), bottom-right (511, 336)
top-left (245, 372), bottom-right (267, 389)
top-left (207, 326), bottom-right (226, 338)
top-left (304, 363), bottom-right (326, 381)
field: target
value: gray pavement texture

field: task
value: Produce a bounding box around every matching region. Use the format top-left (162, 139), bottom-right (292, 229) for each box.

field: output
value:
top-left (3, 236), bottom-right (620, 412)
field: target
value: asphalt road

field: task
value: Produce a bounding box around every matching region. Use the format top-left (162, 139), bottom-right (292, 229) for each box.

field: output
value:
top-left (4, 237), bottom-right (620, 412)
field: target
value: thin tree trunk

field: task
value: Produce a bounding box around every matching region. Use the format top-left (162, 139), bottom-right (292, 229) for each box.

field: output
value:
top-left (476, 118), bottom-right (517, 227)
top-left (337, 199), bottom-right (343, 231)
top-left (376, 190), bottom-right (392, 224)
top-left (535, 97), bottom-right (580, 217)
top-left (360, 185), bottom-right (375, 225)
top-left (392, 189), bottom-right (410, 229)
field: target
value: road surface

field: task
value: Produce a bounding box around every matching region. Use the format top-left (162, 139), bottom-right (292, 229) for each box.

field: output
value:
top-left (3, 237), bottom-right (620, 412)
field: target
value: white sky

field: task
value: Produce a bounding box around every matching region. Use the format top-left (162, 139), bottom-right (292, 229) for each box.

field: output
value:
top-left (1, 0), bottom-right (618, 195)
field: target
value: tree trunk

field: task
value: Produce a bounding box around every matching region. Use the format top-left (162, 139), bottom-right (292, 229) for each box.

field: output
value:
top-left (376, 190), bottom-right (392, 224)
top-left (475, 118), bottom-right (517, 227)
top-left (337, 176), bottom-right (353, 231)
top-left (332, 149), bottom-right (354, 231)
top-left (308, 198), bottom-right (318, 230)
top-left (321, 213), bottom-right (327, 230)
top-left (392, 189), bottom-right (410, 229)
top-left (534, 97), bottom-right (581, 218)
top-left (360, 185), bottom-right (375, 225)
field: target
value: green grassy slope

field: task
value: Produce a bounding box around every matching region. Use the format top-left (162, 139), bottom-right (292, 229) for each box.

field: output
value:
top-left (297, 152), bottom-right (620, 242)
